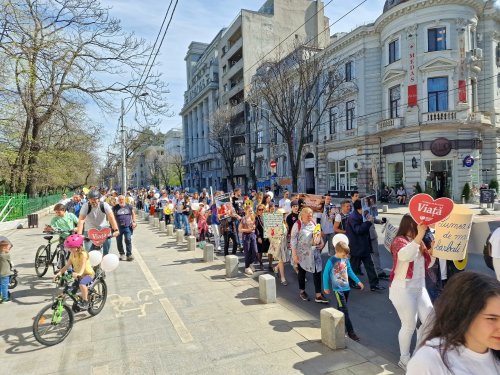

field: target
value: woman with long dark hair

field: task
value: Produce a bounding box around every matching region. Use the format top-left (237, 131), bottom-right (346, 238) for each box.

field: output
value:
top-left (389, 214), bottom-right (434, 370)
top-left (407, 272), bottom-right (500, 374)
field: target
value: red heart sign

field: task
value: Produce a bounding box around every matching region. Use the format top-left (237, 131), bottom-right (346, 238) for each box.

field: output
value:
top-left (88, 227), bottom-right (112, 247)
top-left (408, 194), bottom-right (454, 225)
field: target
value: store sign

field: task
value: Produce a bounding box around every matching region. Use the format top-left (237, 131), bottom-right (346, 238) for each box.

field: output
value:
top-left (408, 85), bottom-right (417, 107)
top-left (463, 155), bottom-right (474, 168)
top-left (430, 137), bottom-right (452, 157)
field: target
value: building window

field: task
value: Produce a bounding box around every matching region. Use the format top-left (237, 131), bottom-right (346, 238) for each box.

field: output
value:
top-left (389, 85), bottom-right (401, 118)
top-left (387, 162), bottom-right (403, 188)
top-left (428, 77), bottom-right (448, 112)
top-left (306, 120), bottom-right (313, 143)
top-left (329, 108), bottom-right (337, 134)
top-left (428, 27), bottom-right (446, 52)
top-left (389, 39), bottom-right (399, 64)
top-left (257, 130), bottom-right (263, 147)
top-left (345, 61), bottom-right (353, 82)
top-left (222, 65), bottom-right (227, 74)
top-left (328, 160), bottom-right (358, 191)
top-left (223, 84), bottom-right (227, 92)
top-left (328, 70), bottom-right (339, 91)
top-left (346, 100), bottom-right (355, 130)
top-left (271, 128), bottom-right (278, 145)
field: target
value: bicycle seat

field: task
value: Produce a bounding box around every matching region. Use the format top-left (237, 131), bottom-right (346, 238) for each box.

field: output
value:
top-left (43, 235), bottom-right (54, 241)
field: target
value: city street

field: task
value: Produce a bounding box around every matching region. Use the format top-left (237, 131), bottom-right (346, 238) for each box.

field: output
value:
top-left (0, 212), bottom-right (406, 375)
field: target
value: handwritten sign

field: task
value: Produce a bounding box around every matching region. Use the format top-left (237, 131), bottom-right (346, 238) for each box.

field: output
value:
top-left (383, 222), bottom-right (399, 252)
top-left (263, 213), bottom-right (284, 238)
top-left (408, 194), bottom-right (454, 225)
top-left (433, 205), bottom-right (473, 261)
top-left (88, 227), bottom-right (112, 247)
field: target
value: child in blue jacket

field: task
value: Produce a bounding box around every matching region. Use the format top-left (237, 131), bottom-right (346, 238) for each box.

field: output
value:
top-left (323, 240), bottom-right (364, 341)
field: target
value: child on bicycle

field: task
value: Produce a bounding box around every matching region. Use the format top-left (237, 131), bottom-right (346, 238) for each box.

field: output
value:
top-left (54, 234), bottom-right (94, 309)
top-left (0, 236), bottom-right (13, 303)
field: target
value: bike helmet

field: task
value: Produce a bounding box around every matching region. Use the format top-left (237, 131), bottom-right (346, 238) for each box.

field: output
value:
top-left (87, 189), bottom-right (100, 199)
top-left (64, 234), bottom-right (84, 248)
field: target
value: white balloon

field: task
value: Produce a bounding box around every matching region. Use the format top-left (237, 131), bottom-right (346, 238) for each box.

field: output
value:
top-left (88, 251), bottom-right (103, 267)
top-left (332, 233), bottom-right (349, 247)
top-left (168, 203), bottom-right (174, 210)
top-left (154, 193), bottom-right (160, 199)
top-left (267, 191), bottom-right (274, 200)
top-left (101, 254), bottom-right (119, 272)
top-left (191, 202), bottom-right (200, 211)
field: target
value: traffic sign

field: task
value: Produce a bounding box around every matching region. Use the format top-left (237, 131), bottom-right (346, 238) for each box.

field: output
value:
top-left (270, 160), bottom-right (277, 168)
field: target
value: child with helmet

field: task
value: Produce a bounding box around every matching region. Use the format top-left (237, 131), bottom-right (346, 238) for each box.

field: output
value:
top-left (54, 234), bottom-right (95, 309)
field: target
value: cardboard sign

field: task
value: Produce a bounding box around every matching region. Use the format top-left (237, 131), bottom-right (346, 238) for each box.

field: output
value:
top-left (263, 213), bottom-right (284, 238)
top-left (433, 205), bottom-right (473, 261)
top-left (408, 194), bottom-right (454, 225)
top-left (383, 222), bottom-right (399, 252)
top-left (88, 227), bottom-right (112, 247)
top-left (298, 194), bottom-right (325, 213)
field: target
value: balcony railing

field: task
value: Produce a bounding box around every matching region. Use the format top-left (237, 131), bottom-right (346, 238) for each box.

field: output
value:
top-left (377, 117), bottom-right (403, 131)
top-left (424, 111), bottom-right (456, 123)
top-left (468, 112), bottom-right (492, 125)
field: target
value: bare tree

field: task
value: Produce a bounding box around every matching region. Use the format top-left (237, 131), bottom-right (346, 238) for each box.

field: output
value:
top-left (169, 152), bottom-right (184, 188)
top-left (208, 104), bottom-right (241, 190)
top-left (250, 42), bottom-right (356, 192)
top-left (0, 0), bottom-right (170, 196)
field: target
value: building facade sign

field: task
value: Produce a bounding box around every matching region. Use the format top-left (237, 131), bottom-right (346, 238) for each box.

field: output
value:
top-left (430, 138), bottom-right (452, 157)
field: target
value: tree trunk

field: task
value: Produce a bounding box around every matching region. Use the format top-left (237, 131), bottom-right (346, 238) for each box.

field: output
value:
top-left (24, 118), bottom-right (42, 197)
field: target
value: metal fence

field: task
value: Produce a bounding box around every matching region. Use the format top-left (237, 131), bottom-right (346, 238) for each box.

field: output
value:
top-left (0, 193), bottom-right (67, 222)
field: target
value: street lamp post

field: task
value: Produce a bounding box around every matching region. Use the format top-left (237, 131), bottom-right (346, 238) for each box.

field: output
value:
top-left (120, 92), bottom-right (148, 193)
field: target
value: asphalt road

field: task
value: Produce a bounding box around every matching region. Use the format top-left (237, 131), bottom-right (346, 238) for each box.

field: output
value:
top-left (226, 213), bottom-right (498, 364)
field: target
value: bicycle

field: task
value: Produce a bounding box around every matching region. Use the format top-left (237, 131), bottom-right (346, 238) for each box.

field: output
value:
top-left (9, 268), bottom-right (18, 289)
top-left (34, 230), bottom-right (69, 277)
top-left (32, 268), bottom-right (107, 346)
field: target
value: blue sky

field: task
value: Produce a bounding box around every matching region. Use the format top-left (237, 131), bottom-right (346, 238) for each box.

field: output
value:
top-left (99, 0), bottom-right (386, 142)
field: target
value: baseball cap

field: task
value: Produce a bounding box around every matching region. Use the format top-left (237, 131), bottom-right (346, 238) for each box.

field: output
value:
top-left (0, 236), bottom-right (12, 246)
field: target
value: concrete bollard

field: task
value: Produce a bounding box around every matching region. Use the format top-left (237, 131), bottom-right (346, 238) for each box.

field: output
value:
top-left (258, 274), bottom-right (276, 303)
top-left (153, 217), bottom-right (160, 228)
top-left (494, 202), bottom-right (500, 211)
top-left (187, 236), bottom-right (196, 251)
top-left (203, 243), bottom-right (214, 262)
top-left (166, 224), bottom-right (174, 236)
top-left (382, 205), bottom-right (388, 213)
top-left (144, 214), bottom-right (150, 222)
top-left (159, 221), bottom-right (166, 231)
top-left (225, 255), bottom-right (239, 278)
top-left (176, 229), bottom-right (184, 244)
top-left (321, 308), bottom-right (346, 350)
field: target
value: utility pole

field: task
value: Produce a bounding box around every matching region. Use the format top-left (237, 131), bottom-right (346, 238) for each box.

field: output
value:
top-left (121, 98), bottom-right (127, 193)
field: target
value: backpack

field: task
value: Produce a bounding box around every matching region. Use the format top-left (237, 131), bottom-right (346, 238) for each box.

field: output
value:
top-left (87, 202), bottom-right (105, 214)
top-left (484, 233), bottom-right (494, 271)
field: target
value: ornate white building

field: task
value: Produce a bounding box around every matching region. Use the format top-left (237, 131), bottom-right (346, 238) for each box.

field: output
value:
top-left (254, 0), bottom-right (499, 199)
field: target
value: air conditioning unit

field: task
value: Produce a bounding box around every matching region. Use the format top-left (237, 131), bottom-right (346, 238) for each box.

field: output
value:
top-left (472, 48), bottom-right (483, 59)
top-left (350, 159), bottom-right (362, 170)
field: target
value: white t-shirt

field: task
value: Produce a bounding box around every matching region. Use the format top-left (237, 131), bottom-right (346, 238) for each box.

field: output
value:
top-left (407, 338), bottom-right (500, 375)
top-left (488, 227), bottom-right (500, 258)
top-left (79, 202), bottom-right (113, 229)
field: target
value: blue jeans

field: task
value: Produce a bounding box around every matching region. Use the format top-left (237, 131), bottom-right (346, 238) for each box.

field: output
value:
top-left (0, 275), bottom-right (9, 301)
top-left (116, 226), bottom-right (132, 256)
top-left (181, 214), bottom-right (190, 235)
top-left (174, 212), bottom-right (181, 229)
top-left (243, 233), bottom-right (257, 268)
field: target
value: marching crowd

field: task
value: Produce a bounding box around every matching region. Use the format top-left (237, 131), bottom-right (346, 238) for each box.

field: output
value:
top-left (1, 186), bottom-right (497, 374)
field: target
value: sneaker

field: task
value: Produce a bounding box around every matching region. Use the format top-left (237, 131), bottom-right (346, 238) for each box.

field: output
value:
top-left (119, 254), bottom-right (126, 261)
top-left (397, 361), bottom-right (407, 371)
top-left (377, 272), bottom-right (390, 279)
top-left (78, 300), bottom-right (89, 309)
top-left (127, 256), bottom-right (134, 261)
top-left (2, 299), bottom-right (10, 304)
top-left (370, 285), bottom-right (386, 292)
top-left (244, 267), bottom-right (254, 275)
top-left (314, 294), bottom-right (329, 304)
top-left (299, 291), bottom-right (310, 301)
top-left (250, 264), bottom-right (256, 272)
top-left (348, 332), bottom-right (360, 341)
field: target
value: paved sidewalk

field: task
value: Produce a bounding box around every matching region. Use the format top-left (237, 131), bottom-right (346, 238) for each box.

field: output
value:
top-left (0, 214), bottom-right (403, 375)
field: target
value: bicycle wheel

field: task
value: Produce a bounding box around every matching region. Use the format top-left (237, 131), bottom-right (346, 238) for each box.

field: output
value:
top-left (8, 276), bottom-right (17, 289)
top-left (55, 247), bottom-right (66, 272)
top-left (35, 245), bottom-right (50, 277)
top-left (33, 302), bottom-right (74, 346)
top-left (88, 279), bottom-right (107, 316)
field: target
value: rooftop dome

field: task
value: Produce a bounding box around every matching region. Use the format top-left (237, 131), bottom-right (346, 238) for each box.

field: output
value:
top-left (383, 0), bottom-right (411, 13)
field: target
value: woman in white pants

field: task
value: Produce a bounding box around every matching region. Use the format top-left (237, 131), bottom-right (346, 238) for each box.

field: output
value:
top-left (389, 215), bottom-right (434, 371)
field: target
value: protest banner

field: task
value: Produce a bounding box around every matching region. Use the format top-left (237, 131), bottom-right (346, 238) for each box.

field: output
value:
top-left (263, 213), bottom-right (284, 238)
top-left (433, 205), bottom-right (473, 261)
top-left (298, 193), bottom-right (325, 213)
top-left (408, 193), bottom-right (454, 225)
top-left (383, 222), bottom-right (399, 252)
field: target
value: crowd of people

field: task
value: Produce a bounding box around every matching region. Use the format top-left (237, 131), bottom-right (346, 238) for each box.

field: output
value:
top-left (2, 185), bottom-right (498, 373)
